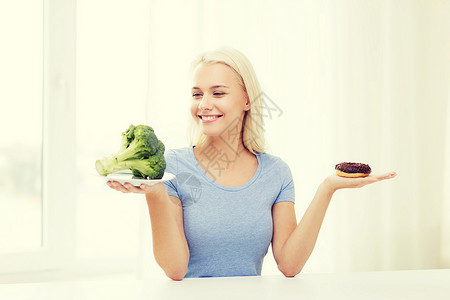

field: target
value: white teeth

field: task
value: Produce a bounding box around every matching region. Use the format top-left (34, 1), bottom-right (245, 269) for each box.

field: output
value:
top-left (202, 116), bottom-right (220, 121)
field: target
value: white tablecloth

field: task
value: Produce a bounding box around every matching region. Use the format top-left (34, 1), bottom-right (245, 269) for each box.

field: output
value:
top-left (0, 269), bottom-right (449, 299)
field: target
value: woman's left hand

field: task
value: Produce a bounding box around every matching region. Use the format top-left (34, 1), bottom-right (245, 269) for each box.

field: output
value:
top-left (324, 172), bottom-right (397, 192)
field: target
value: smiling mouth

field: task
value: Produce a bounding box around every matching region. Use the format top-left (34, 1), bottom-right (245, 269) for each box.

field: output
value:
top-left (198, 115), bottom-right (223, 122)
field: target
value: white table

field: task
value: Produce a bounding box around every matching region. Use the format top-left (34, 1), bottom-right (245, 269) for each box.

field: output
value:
top-left (0, 269), bottom-right (449, 300)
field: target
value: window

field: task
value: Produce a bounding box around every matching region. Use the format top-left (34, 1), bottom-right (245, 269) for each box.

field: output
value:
top-left (0, 0), bottom-right (43, 254)
top-left (0, 0), bottom-right (76, 273)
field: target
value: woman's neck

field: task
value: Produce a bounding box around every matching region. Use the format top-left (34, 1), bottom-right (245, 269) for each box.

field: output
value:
top-left (193, 136), bottom-right (258, 185)
top-left (194, 136), bottom-right (251, 172)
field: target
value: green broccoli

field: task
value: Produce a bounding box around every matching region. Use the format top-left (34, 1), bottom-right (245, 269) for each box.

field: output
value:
top-left (119, 124), bottom-right (136, 152)
top-left (95, 124), bottom-right (166, 179)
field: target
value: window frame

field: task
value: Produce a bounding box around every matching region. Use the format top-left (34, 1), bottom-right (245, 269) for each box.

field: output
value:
top-left (0, 0), bottom-right (76, 274)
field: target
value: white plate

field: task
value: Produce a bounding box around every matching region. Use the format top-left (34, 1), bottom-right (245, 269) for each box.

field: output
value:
top-left (104, 170), bottom-right (175, 187)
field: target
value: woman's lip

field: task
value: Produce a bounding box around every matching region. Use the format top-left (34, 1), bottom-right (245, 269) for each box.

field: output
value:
top-left (199, 115), bottom-right (223, 123)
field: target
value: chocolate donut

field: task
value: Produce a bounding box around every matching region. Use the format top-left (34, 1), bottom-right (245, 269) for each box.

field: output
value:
top-left (335, 162), bottom-right (371, 178)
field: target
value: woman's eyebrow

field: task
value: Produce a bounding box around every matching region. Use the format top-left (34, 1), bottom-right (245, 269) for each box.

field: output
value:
top-left (191, 85), bottom-right (230, 90)
top-left (210, 85), bottom-right (229, 89)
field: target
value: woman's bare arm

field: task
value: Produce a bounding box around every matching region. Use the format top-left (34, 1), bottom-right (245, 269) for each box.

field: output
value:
top-left (272, 172), bottom-right (396, 277)
top-left (108, 181), bottom-right (189, 280)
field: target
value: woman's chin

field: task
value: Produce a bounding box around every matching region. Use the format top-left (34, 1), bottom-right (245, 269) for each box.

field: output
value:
top-left (199, 124), bottom-right (221, 135)
top-left (200, 129), bottom-right (220, 137)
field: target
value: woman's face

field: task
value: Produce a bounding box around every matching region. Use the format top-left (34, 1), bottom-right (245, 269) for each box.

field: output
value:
top-left (190, 63), bottom-right (250, 139)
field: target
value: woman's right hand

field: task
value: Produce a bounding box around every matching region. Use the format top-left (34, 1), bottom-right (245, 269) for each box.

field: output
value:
top-left (107, 181), bottom-right (165, 194)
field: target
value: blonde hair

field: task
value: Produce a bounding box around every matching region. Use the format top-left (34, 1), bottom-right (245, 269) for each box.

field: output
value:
top-left (188, 47), bottom-right (266, 154)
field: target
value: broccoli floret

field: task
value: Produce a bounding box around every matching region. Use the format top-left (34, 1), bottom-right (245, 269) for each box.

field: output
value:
top-left (119, 124), bottom-right (136, 152)
top-left (95, 124), bottom-right (166, 179)
top-left (132, 140), bottom-right (165, 178)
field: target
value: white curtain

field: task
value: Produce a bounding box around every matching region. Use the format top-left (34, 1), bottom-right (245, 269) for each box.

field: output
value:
top-left (141, 0), bottom-right (450, 276)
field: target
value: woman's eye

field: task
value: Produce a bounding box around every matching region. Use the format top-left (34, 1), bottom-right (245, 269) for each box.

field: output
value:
top-left (192, 92), bottom-right (225, 98)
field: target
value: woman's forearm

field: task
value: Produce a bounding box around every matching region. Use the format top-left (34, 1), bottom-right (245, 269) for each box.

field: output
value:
top-left (146, 184), bottom-right (189, 280)
top-left (278, 181), bottom-right (335, 276)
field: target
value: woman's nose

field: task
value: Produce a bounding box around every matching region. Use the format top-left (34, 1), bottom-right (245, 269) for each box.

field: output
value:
top-left (198, 94), bottom-right (213, 110)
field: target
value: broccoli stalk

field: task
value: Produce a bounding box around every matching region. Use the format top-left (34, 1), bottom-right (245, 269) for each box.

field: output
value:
top-left (95, 124), bottom-right (166, 179)
top-left (95, 157), bottom-right (142, 176)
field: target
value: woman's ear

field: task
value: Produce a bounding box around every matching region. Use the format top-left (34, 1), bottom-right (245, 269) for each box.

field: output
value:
top-left (244, 96), bottom-right (251, 111)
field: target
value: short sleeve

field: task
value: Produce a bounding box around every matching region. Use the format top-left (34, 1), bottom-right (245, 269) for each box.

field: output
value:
top-left (163, 149), bottom-right (180, 198)
top-left (273, 159), bottom-right (295, 204)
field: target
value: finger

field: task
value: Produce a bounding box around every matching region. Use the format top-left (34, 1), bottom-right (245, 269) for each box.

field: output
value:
top-left (109, 181), bottom-right (131, 193)
top-left (353, 176), bottom-right (378, 187)
top-left (139, 184), bottom-right (152, 193)
top-left (107, 180), bottom-right (120, 190)
top-left (123, 182), bottom-right (146, 193)
top-left (351, 172), bottom-right (396, 187)
top-left (374, 172), bottom-right (397, 181)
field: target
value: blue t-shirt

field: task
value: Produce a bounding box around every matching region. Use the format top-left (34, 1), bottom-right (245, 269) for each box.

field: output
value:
top-left (163, 147), bottom-right (295, 278)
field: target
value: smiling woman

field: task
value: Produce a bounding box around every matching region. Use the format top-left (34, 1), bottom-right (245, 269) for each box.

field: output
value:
top-left (191, 63), bottom-right (249, 140)
top-left (189, 47), bottom-right (265, 156)
top-left (0, 0), bottom-right (447, 284)
top-left (137, 0), bottom-right (450, 278)
top-left (107, 46), bottom-right (397, 280)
